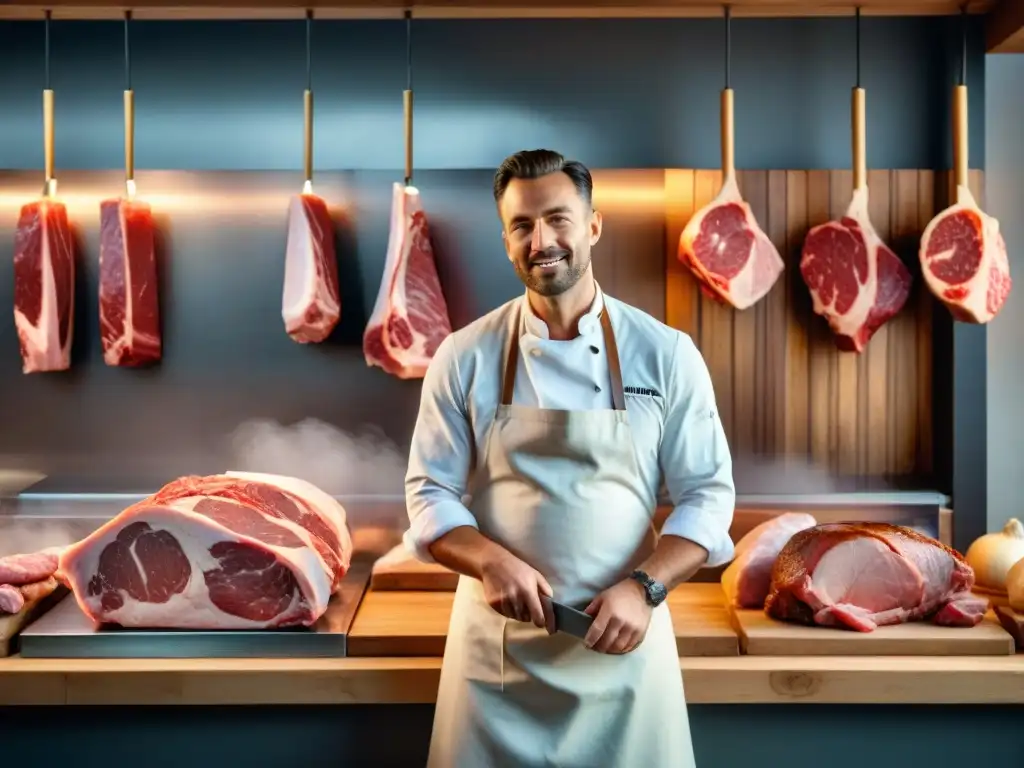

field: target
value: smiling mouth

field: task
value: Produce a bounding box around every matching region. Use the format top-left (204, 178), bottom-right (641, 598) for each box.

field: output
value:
top-left (531, 255), bottom-right (567, 268)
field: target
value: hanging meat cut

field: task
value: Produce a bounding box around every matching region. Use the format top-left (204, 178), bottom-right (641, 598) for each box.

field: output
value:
top-left (721, 512), bottom-right (817, 609)
top-left (283, 193), bottom-right (341, 343)
top-left (800, 187), bottom-right (913, 352)
top-left (764, 522), bottom-right (988, 632)
top-left (12, 198), bottom-right (75, 373)
top-left (363, 183), bottom-right (452, 379)
top-left (59, 472), bottom-right (353, 629)
top-left (99, 197), bottom-right (161, 365)
top-left (678, 176), bottom-right (785, 311)
top-left (919, 185), bottom-right (1011, 324)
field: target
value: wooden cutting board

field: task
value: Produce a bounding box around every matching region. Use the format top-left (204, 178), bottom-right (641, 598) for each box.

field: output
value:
top-left (730, 604), bottom-right (1016, 656)
top-left (0, 579), bottom-right (66, 657)
top-left (347, 583), bottom-right (739, 657)
top-left (369, 545), bottom-right (457, 591)
top-left (994, 606), bottom-right (1024, 651)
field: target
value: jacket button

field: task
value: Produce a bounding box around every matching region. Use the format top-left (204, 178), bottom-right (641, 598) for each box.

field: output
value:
top-left (594, 384), bottom-right (601, 392)
top-left (590, 345), bottom-right (599, 354)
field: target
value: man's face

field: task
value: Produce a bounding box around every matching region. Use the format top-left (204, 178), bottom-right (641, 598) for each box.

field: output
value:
top-left (498, 172), bottom-right (602, 297)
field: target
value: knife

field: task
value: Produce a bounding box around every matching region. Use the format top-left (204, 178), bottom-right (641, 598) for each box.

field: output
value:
top-left (541, 595), bottom-right (594, 640)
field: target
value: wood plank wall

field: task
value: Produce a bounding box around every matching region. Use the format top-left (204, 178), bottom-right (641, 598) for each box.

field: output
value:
top-left (590, 167), bottom-right (983, 485)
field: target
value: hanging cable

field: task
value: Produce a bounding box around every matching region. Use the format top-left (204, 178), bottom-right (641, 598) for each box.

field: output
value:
top-left (44, 9), bottom-right (51, 90)
top-left (403, 9), bottom-right (411, 91)
top-left (855, 7), bottom-right (861, 88)
top-left (959, 3), bottom-right (967, 87)
top-left (306, 9), bottom-right (313, 92)
top-left (124, 10), bottom-right (131, 91)
top-left (724, 5), bottom-right (731, 89)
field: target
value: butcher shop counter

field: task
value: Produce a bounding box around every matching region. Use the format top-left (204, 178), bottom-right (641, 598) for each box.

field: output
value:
top-left (1, 580), bottom-right (1022, 707)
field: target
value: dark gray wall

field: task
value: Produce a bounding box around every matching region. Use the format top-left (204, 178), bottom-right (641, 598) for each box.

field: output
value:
top-left (0, 703), bottom-right (1021, 767)
top-left (985, 53), bottom-right (1024, 535)
top-left (0, 16), bottom-right (988, 495)
top-left (0, 16), bottom-right (986, 172)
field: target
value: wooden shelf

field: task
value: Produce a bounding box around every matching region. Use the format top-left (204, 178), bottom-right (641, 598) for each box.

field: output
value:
top-left (0, 0), bottom-right (998, 21)
top-left (1, 653), bottom-right (1022, 705)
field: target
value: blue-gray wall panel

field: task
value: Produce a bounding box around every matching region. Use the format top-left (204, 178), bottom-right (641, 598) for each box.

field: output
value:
top-left (0, 16), bottom-right (986, 172)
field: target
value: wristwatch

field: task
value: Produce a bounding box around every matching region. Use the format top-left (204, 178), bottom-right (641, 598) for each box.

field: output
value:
top-left (629, 569), bottom-right (668, 606)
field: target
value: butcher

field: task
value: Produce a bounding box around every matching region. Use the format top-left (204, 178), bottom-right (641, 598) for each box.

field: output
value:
top-left (404, 148), bottom-right (736, 767)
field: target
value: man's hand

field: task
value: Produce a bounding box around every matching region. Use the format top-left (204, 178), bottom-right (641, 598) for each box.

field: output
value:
top-left (582, 578), bottom-right (652, 654)
top-left (481, 550), bottom-right (555, 631)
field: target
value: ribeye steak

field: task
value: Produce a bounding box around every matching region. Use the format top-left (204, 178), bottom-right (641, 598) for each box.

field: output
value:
top-left (282, 193), bottom-right (340, 343)
top-left (363, 182), bottom-right (452, 378)
top-left (59, 472), bottom-right (352, 629)
top-left (764, 522), bottom-right (987, 632)
top-left (919, 185), bottom-right (1011, 324)
top-left (13, 198), bottom-right (75, 373)
top-left (801, 186), bottom-right (913, 352)
top-left (678, 174), bottom-right (784, 310)
top-left (721, 512), bottom-right (817, 609)
top-left (99, 196), bottom-right (161, 365)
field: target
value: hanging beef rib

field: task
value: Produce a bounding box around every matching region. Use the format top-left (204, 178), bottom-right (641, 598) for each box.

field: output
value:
top-left (99, 196), bottom-right (161, 365)
top-left (678, 175), bottom-right (784, 310)
top-left (282, 193), bottom-right (341, 343)
top-left (800, 187), bottom-right (913, 352)
top-left (58, 472), bottom-right (352, 629)
top-left (919, 185), bottom-right (1011, 324)
top-left (764, 522), bottom-right (988, 632)
top-left (363, 183), bottom-right (452, 379)
top-left (12, 198), bottom-right (75, 373)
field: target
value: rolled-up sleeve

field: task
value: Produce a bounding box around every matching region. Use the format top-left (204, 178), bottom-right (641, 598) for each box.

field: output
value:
top-left (403, 334), bottom-right (479, 562)
top-left (657, 333), bottom-right (736, 568)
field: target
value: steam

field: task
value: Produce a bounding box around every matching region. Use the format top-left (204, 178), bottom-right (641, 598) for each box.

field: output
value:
top-left (0, 519), bottom-right (79, 559)
top-left (227, 418), bottom-right (407, 498)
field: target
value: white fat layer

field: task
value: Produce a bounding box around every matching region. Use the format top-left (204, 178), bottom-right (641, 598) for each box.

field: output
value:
top-left (226, 470), bottom-right (353, 559)
top-left (60, 500), bottom-right (331, 629)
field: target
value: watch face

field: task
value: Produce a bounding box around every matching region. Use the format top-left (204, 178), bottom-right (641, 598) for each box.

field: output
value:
top-left (650, 582), bottom-right (668, 604)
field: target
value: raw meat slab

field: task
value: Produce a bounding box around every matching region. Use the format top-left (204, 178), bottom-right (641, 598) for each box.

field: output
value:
top-left (729, 604), bottom-right (1014, 656)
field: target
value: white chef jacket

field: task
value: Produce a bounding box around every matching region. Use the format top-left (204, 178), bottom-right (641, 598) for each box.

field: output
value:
top-left (404, 284), bottom-right (737, 568)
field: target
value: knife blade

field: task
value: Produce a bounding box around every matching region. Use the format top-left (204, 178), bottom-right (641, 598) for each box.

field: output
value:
top-left (541, 595), bottom-right (593, 640)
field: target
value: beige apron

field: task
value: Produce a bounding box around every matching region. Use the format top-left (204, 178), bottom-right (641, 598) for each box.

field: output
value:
top-left (426, 305), bottom-right (696, 768)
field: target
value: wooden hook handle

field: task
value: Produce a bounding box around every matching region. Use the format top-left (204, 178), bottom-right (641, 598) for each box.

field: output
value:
top-left (304, 89), bottom-right (313, 184)
top-left (953, 84), bottom-right (968, 189)
top-left (720, 88), bottom-right (734, 178)
top-left (852, 87), bottom-right (866, 189)
top-left (403, 88), bottom-right (413, 184)
top-left (124, 89), bottom-right (135, 182)
top-left (43, 89), bottom-right (54, 184)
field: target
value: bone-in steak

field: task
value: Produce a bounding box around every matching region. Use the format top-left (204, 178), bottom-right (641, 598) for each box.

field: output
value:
top-left (363, 183), bottom-right (452, 378)
top-left (13, 198), bottom-right (75, 373)
top-left (59, 472), bottom-right (352, 629)
top-left (99, 197), bottom-right (161, 365)
top-left (801, 187), bottom-right (912, 352)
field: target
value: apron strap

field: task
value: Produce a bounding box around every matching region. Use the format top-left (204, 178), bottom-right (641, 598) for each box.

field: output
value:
top-left (501, 302), bottom-right (627, 411)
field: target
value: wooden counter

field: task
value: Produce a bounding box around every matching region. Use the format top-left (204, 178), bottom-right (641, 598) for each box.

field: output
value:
top-left (1, 653), bottom-right (1022, 706)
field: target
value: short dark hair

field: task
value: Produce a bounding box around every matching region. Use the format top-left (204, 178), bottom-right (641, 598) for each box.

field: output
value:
top-left (492, 149), bottom-right (593, 207)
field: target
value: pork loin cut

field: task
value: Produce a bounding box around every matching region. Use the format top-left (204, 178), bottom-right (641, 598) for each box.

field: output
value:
top-left (801, 187), bottom-right (913, 352)
top-left (721, 512), bottom-right (817, 609)
top-left (59, 472), bottom-right (352, 629)
top-left (12, 198), bottom-right (75, 373)
top-left (283, 193), bottom-right (340, 343)
top-left (99, 197), bottom-right (161, 365)
top-left (919, 185), bottom-right (1011, 324)
top-left (363, 183), bottom-right (452, 378)
top-left (764, 522), bottom-right (987, 632)
top-left (678, 175), bottom-right (785, 310)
